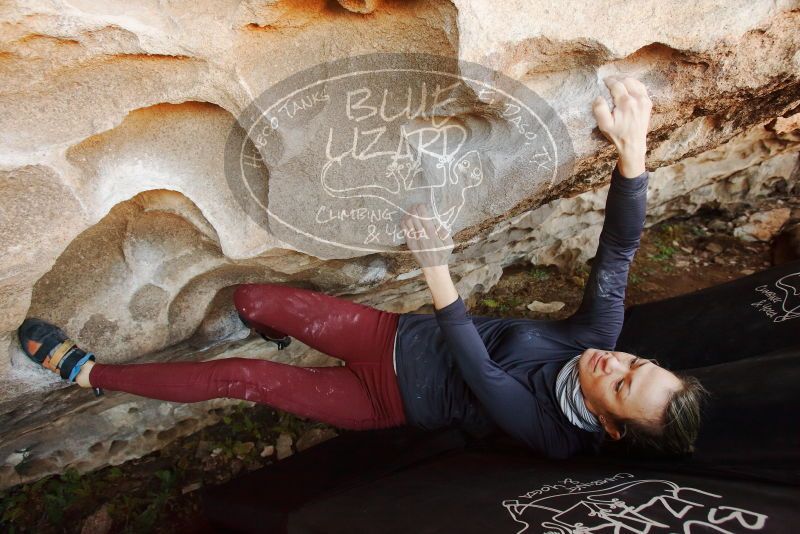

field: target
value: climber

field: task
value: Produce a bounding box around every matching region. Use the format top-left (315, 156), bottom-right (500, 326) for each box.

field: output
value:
top-left (18, 75), bottom-right (709, 460)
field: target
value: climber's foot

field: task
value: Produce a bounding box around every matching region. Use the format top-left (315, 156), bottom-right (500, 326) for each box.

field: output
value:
top-left (237, 313), bottom-right (293, 350)
top-left (18, 318), bottom-right (104, 396)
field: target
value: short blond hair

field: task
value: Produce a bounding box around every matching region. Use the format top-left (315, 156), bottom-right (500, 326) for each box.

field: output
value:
top-left (612, 372), bottom-right (711, 456)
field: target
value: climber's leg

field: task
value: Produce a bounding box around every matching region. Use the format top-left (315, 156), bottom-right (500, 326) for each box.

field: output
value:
top-left (233, 283), bottom-right (399, 366)
top-left (232, 283), bottom-right (406, 427)
top-left (87, 356), bottom-right (405, 430)
top-left (85, 284), bottom-right (407, 428)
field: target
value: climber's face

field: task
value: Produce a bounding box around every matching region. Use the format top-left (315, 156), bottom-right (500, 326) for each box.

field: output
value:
top-left (578, 348), bottom-right (683, 440)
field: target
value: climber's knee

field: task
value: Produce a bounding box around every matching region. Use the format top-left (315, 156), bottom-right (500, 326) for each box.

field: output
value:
top-left (233, 284), bottom-right (258, 317)
top-left (233, 283), bottom-right (285, 320)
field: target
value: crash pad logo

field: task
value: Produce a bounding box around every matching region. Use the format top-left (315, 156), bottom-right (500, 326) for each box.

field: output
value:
top-left (224, 52), bottom-right (575, 259)
top-left (751, 271), bottom-right (800, 322)
top-left (502, 473), bottom-right (769, 534)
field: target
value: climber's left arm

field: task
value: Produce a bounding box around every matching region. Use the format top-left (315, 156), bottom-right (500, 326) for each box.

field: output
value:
top-left (567, 76), bottom-right (653, 348)
top-left (567, 164), bottom-right (649, 348)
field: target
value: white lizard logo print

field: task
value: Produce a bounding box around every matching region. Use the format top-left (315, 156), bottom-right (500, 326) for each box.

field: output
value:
top-left (319, 121), bottom-right (484, 239)
top-left (774, 271), bottom-right (800, 322)
top-left (501, 473), bottom-right (770, 534)
top-left (751, 270), bottom-right (800, 323)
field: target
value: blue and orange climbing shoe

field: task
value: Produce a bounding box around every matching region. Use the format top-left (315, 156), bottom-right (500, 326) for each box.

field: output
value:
top-left (18, 318), bottom-right (104, 397)
top-left (237, 313), bottom-right (292, 350)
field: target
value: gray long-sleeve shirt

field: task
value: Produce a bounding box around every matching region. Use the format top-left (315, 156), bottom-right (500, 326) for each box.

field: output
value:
top-left (393, 163), bottom-right (649, 459)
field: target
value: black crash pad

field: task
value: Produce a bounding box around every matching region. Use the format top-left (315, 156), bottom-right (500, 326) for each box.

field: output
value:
top-left (201, 261), bottom-right (800, 533)
top-left (615, 259), bottom-right (800, 367)
top-left (288, 448), bottom-right (799, 534)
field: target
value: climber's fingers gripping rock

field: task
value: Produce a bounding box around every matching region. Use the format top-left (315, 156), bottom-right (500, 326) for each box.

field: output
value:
top-left (402, 204), bottom-right (454, 269)
top-left (593, 76), bottom-right (652, 157)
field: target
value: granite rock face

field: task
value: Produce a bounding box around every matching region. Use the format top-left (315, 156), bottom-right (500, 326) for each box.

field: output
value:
top-left (1, 0), bottom-right (799, 488)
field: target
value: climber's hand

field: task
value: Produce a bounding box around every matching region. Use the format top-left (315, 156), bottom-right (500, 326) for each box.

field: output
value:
top-left (402, 204), bottom-right (454, 269)
top-left (593, 75), bottom-right (652, 178)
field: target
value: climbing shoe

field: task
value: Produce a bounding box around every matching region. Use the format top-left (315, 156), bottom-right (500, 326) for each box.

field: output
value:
top-left (237, 313), bottom-right (292, 350)
top-left (18, 318), bottom-right (104, 397)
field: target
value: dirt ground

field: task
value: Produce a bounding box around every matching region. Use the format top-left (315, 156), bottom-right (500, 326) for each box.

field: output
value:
top-left (469, 216), bottom-right (774, 320)
top-left (0, 209), bottom-right (787, 534)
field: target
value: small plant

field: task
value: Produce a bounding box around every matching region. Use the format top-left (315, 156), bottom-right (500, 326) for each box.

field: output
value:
top-left (507, 296), bottom-right (524, 309)
top-left (571, 264), bottom-right (590, 286)
top-left (42, 467), bottom-right (98, 526)
top-left (133, 469), bottom-right (177, 532)
top-left (480, 297), bottom-right (520, 313)
top-left (0, 488), bottom-right (28, 531)
top-left (104, 468), bottom-right (180, 533)
top-left (222, 401), bottom-right (265, 441)
top-left (481, 298), bottom-right (499, 308)
top-left (108, 493), bottom-right (149, 531)
top-left (269, 411), bottom-right (306, 440)
top-left (658, 221), bottom-right (691, 242)
top-left (208, 436), bottom-right (259, 462)
top-left (106, 466), bottom-right (124, 481)
top-left (651, 243), bottom-right (677, 262)
top-left (528, 267), bottom-right (550, 281)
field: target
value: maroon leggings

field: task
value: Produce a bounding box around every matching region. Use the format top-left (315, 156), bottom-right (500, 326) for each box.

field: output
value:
top-left (88, 283), bottom-right (407, 430)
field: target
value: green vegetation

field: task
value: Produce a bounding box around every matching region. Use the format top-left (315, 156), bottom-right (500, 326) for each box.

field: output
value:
top-left (41, 467), bottom-right (92, 525)
top-left (651, 243), bottom-right (677, 262)
top-left (648, 221), bottom-right (690, 268)
top-left (0, 461), bottom-right (183, 533)
top-left (110, 468), bottom-right (178, 533)
top-left (268, 408), bottom-right (310, 441)
top-left (222, 401), bottom-right (267, 441)
top-left (691, 224), bottom-right (708, 237)
top-left (659, 222), bottom-right (691, 242)
top-left (528, 266), bottom-right (551, 281)
top-left (481, 298), bottom-right (500, 308)
top-left (1, 483), bottom-right (30, 532)
top-left (571, 263), bottom-right (590, 287)
top-left (1, 467), bottom-right (87, 529)
top-left (480, 296), bottom-right (524, 313)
